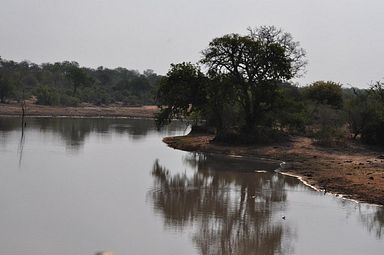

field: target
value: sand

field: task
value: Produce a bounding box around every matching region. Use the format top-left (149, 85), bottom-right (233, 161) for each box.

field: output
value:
top-left (0, 102), bottom-right (159, 118)
top-left (163, 134), bottom-right (384, 205)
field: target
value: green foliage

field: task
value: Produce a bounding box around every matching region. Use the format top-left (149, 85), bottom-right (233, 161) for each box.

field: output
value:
top-left (345, 82), bottom-right (384, 145)
top-left (0, 74), bottom-right (14, 103)
top-left (35, 86), bottom-right (60, 105)
top-left (338, 83), bottom-right (384, 146)
top-left (311, 104), bottom-right (347, 146)
top-left (155, 62), bottom-right (207, 128)
top-left (65, 63), bottom-right (92, 96)
top-left (203, 74), bottom-right (238, 133)
top-left (297, 81), bottom-right (347, 145)
top-left (304, 81), bottom-right (343, 108)
top-left (344, 88), bottom-right (372, 139)
top-left (0, 58), bottom-right (161, 106)
top-left (59, 94), bottom-right (80, 107)
top-left (201, 26), bottom-right (307, 131)
top-left (274, 84), bottom-right (309, 133)
top-left (78, 85), bottom-right (111, 106)
top-left (156, 26), bottom-right (307, 144)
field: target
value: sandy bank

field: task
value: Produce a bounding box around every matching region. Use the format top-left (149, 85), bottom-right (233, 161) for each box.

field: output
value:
top-left (163, 134), bottom-right (384, 205)
top-left (0, 102), bottom-right (159, 118)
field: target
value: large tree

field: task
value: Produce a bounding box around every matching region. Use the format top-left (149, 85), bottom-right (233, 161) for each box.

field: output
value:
top-left (201, 26), bottom-right (306, 131)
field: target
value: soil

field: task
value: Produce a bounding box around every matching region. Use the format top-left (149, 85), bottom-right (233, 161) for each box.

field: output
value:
top-left (163, 134), bottom-right (384, 205)
top-left (0, 102), bottom-right (159, 118)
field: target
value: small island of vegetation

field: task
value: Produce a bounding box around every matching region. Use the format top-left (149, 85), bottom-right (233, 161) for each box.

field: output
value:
top-left (155, 26), bottom-right (384, 205)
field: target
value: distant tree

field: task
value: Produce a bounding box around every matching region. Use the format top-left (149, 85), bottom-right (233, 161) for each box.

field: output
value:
top-left (201, 26), bottom-right (306, 131)
top-left (65, 63), bottom-right (91, 96)
top-left (304, 81), bottom-right (343, 108)
top-left (358, 81), bottom-right (384, 145)
top-left (371, 80), bottom-right (384, 102)
top-left (35, 85), bottom-right (59, 105)
top-left (129, 75), bottom-right (151, 97)
top-left (274, 83), bottom-right (309, 133)
top-left (302, 81), bottom-right (345, 145)
top-left (344, 88), bottom-right (372, 139)
top-left (0, 74), bottom-right (14, 103)
top-left (1, 57), bottom-right (162, 106)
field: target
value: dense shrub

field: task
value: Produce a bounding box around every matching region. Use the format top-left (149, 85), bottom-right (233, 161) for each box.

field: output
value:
top-left (35, 86), bottom-right (59, 105)
top-left (0, 58), bottom-right (161, 106)
top-left (304, 81), bottom-right (343, 108)
top-left (345, 83), bottom-right (384, 145)
top-left (59, 94), bottom-right (80, 107)
top-left (0, 75), bottom-right (15, 103)
top-left (79, 86), bottom-right (111, 105)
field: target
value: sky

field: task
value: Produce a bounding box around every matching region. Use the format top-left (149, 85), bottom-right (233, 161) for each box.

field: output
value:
top-left (1, 0), bottom-right (383, 88)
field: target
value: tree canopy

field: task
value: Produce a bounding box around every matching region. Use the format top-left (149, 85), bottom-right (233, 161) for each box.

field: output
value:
top-left (155, 62), bottom-right (207, 128)
top-left (0, 57), bottom-right (161, 106)
top-left (156, 26), bottom-right (307, 142)
top-left (200, 26), bottom-right (306, 132)
top-left (304, 81), bottom-right (343, 108)
top-left (156, 26), bottom-right (384, 146)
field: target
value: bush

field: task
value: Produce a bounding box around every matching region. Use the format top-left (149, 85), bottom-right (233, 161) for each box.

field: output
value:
top-left (304, 81), bottom-right (343, 108)
top-left (311, 105), bottom-right (347, 146)
top-left (78, 86), bottom-right (112, 105)
top-left (274, 84), bottom-right (309, 133)
top-left (0, 77), bottom-right (15, 103)
top-left (345, 83), bottom-right (384, 146)
top-left (60, 94), bottom-right (80, 107)
top-left (35, 86), bottom-right (59, 105)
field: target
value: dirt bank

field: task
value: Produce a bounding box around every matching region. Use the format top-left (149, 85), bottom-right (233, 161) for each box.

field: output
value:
top-left (163, 134), bottom-right (384, 205)
top-left (0, 102), bottom-right (159, 118)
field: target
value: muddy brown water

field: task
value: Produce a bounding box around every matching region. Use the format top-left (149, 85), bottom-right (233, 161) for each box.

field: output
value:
top-left (0, 117), bottom-right (383, 255)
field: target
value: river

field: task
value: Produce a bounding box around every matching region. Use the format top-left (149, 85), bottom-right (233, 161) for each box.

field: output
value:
top-left (0, 117), bottom-right (383, 255)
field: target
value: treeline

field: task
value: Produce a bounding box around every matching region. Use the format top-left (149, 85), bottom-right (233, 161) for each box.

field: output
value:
top-left (156, 26), bottom-right (384, 146)
top-left (0, 57), bottom-right (161, 106)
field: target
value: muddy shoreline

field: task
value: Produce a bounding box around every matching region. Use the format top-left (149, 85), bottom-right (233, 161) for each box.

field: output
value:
top-left (0, 103), bottom-right (159, 118)
top-left (163, 134), bottom-right (384, 206)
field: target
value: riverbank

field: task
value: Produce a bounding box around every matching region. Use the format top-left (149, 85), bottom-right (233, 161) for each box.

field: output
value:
top-left (0, 102), bottom-right (159, 118)
top-left (163, 134), bottom-right (384, 205)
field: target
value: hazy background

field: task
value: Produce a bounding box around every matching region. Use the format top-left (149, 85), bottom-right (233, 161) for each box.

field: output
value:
top-left (1, 0), bottom-right (383, 88)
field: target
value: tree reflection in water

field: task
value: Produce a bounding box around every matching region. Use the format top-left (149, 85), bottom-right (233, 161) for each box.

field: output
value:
top-left (150, 153), bottom-right (295, 255)
top-left (35, 118), bottom-right (155, 150)
top-left (0, 117), bottom-right (184, 151)
top-left (357, 205), bottom-right (384, 238)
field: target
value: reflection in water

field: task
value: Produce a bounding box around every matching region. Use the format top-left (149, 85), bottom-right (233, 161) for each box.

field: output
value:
top-left (0, 117), bottom-right (21, 131)
top-left (1, 117), bottom-right (383, 254)
top-left (0, 117), bottom-right (20, 145)
top-left (150, 154), bottom-right (294, 255)
top-left (0, 117), bottom-right (27, 167)
top-left (35, 118), bottom-right (155, 150)
top-left (17, 129), bottom-right (25, 168)
top-left (0, 117), bottom-right (185, 151)
top-left (358, 206), bottom-right (384, 238)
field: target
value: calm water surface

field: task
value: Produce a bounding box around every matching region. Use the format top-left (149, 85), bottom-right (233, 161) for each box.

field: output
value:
top-left (0, 117), bottom-right (383, 255)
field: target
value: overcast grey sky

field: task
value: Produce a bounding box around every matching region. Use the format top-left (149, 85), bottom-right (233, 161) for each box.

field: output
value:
top-left (1, 0), bottom-right (383, 87)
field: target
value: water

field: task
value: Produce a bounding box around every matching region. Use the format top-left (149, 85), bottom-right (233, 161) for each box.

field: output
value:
top-left (0, 117), bottom-right (383, 255)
